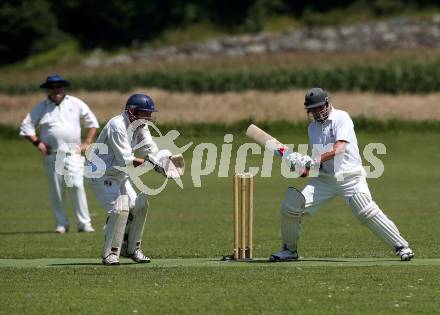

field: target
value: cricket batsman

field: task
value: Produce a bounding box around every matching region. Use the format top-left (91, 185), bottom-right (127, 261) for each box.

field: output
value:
top-left (270, 87), bottom-right (414, 262)
top-left (86, 93), bottom-right (184, 266)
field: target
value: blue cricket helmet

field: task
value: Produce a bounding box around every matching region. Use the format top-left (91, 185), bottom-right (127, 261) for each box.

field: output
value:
top-left (125, 94), bottom-right (158, 112)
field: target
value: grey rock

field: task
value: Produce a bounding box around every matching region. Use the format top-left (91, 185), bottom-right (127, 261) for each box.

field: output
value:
top-left (82, 16), bottom-right (440, 66)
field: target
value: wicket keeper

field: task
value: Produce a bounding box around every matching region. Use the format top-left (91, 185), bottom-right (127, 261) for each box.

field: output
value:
top-left (86, 93), bottom-right (184, 266)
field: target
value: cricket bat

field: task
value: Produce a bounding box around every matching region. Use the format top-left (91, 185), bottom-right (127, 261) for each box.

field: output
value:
top-left (245, 124), bottom-right (290, 157)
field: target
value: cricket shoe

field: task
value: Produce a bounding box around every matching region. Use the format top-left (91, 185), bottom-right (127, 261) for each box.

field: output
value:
top-left (102, 254), bottom-right (120, 266)
top-left (270, 247), bottom-right (299, 262)
top-left (396, 247), bottom-right (414, 261)
top-left (126, 249), bottom-right (151, 263)
top-left (55, 225), bottom-right (69, 234)
top-left (78, 225), bottom-right (95, 233)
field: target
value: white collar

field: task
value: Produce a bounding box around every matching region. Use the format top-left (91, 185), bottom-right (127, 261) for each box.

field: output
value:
top-left (46, 95), bottom-right (67, 107)
top-left (326, 106), bottom-right (335, 121)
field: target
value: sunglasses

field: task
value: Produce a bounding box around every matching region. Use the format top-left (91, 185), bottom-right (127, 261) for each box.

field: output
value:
top-left (48, 84), bottom-right (64, 90)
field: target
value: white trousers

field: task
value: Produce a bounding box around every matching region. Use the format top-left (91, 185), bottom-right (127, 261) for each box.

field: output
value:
top-left (43, 154), bottom-right (92, 228)
top-left (87, 176), bottom-right (138, 214)
top-left (302, 174), bottom-right (372, 215)
top-left (297, 173), bottom-right (409, 251)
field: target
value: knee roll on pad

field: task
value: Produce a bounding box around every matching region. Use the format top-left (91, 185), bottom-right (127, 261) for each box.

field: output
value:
top-left (115, 194), bottom-right (130, 214)
top-left (349, 193), bottom-right (379, 223)
top-left (102, 195), bottom-right (129, 258)
top-left (281, 187), bottom-right (305, 218)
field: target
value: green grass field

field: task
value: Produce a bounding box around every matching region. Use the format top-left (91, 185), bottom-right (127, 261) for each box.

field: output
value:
top-left (1, 130), bottom-right (439, 314)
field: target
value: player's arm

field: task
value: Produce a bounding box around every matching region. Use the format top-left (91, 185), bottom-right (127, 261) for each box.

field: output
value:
top-left (80, 127), bottom-right (97, 154)
top-left (128, 157), bottom-right (151, 168)
top-left (109, 127), bottom-right (179, 176)
top-left (319, 140), bottom-right (348, 163)
top-left (136, 127), bottom-right (184, 177)
top-left (109, 127), bottom-right (143, 168)
top-left (319, 113), bottom-right (352, 163)
top-left (78, 100), bottom-right (99, 154)
top-left (133, 157), bottom-right (145, 167)
top-left (20, 105), bottom-right (50, 155)
top-left (299, 140), bottom-right (347, 177)
top-left (24, 135), bottom-right (49, 155)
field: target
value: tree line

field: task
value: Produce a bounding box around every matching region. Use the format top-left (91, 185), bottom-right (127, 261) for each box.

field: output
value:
top-left (0, 0), bottom-right (438, 65)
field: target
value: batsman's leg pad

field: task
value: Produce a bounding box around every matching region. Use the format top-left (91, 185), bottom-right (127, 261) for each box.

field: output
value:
top-left (280, 187), bottom-right (305, 251)
top-left (126, 193), bottom-right (149, 254)
top-left (350, 193), bottom-right (409, 249)
top-left (349, 193), bottom-right (379, 223)
top-left (282, 187), bottom-right (306, 216)
top-left (102, 195), bottom-right (129, 259)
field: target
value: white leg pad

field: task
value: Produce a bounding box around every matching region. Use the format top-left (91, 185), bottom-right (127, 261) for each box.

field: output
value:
top-left (102, 195), bottom-right (129, 258)
top-left (280, 187), bottom-right (305, 251)
top-left (349, 193), bottom-right (380, 223)
top-left (366, 211), bottom-right (409, 249)
top-left (281, 208), bottom-right (301, 252)
top-left (282, 187), bottom-right (306, 216)
top-left (126, 193), bottom-right (149, 254)
top-left (350, 193), bottom-right (409, 249)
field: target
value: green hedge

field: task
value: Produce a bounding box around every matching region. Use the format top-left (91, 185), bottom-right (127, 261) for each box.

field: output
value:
top-left (2, 60), bottom-right (440, 94)
top-left (2, 119), bottom-right (440, 139)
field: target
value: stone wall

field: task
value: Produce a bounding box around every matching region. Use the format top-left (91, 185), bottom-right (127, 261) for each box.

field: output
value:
top-left (84, 16), bottom-right (440, 66)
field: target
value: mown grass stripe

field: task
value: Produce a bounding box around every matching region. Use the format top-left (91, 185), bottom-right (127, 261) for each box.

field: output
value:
top-left (1, 258), bottom-right (439, 268)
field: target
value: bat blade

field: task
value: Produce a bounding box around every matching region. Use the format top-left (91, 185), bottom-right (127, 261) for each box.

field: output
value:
top-left (245, 124), bottom-right (289, 157)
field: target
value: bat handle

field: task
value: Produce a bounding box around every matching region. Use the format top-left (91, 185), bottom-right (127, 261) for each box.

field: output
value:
top-left (275, 146), bottom-right (290, 158)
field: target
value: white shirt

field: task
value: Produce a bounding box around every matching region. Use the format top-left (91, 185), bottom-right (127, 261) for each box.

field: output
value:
top-left (88, 112), bottom-right (159, 179)
top-left (308, 107), bottom-right (364, 177)
top-left (19, 95), bottom-right (99, 152)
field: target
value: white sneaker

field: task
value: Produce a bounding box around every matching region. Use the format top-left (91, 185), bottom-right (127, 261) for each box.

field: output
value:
top-left (270, 248), bottom-right (299, 262)
top-left (127, 249), bottom-right (151, 263)
top-left (55, 225), bottom-right (69, 234)
top-left (78, 225), bottom-right (95, 233)
top-left (396, 247), bottom-right (414, 261)
top-left (102, 254), bottom-right (120, 266)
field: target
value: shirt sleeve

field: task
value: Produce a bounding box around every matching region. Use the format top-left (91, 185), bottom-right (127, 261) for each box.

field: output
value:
top-left (335, 112), bottom-right (353, 143)
top-left (19, 103), bottom-right (43, 136)
top-left (137, 126), bottom-right (159, 158)
top-left (79, 100), bottom-right (100, 129)
top-left (108, 126), bottom-right (136, 166)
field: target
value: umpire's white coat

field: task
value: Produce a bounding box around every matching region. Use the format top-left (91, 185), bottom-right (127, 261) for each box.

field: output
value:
top-left (20, 95), bottom-right (99, 229)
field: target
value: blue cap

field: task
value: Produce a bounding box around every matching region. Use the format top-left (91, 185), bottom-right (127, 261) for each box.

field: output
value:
top-left (40, 75), bottom-right (70, 88)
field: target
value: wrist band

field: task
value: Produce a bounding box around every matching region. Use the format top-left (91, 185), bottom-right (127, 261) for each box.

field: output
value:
top-left (32, 139), bottom-right (41, 146)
